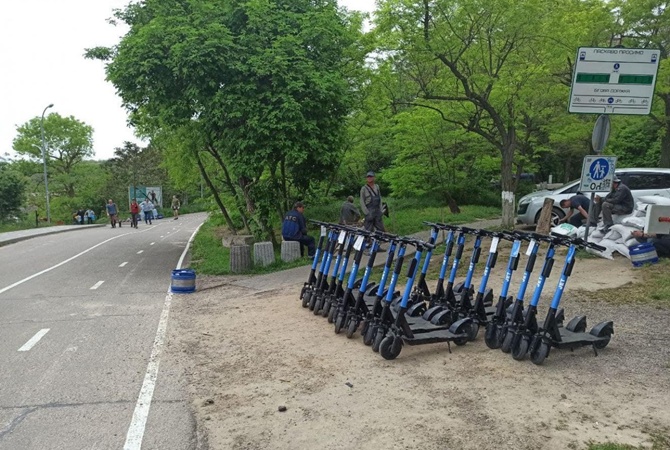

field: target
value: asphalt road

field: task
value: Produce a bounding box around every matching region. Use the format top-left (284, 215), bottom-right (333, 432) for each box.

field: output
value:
top-left (0, 213), bottom-right (207, 450)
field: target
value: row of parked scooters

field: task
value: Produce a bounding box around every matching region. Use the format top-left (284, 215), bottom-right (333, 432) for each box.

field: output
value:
top-left (298, 221), bottom-right (614, 363)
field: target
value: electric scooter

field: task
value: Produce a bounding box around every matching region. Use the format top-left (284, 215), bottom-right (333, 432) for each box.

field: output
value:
top-left (302, 226), bottom-right (337, 308)
top-left (484, 232), bottom-right (525, 349)
top-left (503, 232), bottom-right (559, 356)
top-left (463, 230), bottom-right (518, 340)
top-left (401, 224), bottom-right (440, 317)
top-left (312, 229), bottom-right (356, 314)
top-left (526, 234), bottom-right (613, 365)
top-left (299, 224), bottom-right (328, 305)
top-left (304, 228), bottom-right (340, 309)
top-left (362, 238), bottom-right (400, 346)
top-left (323, 229), bottom-right (360, 320)
top-left (333, 233), bottom-right (370, 333)
top-left (422, 228), bottom-right (467, 322)
top-left (377, 239), bottom-right (472, 360)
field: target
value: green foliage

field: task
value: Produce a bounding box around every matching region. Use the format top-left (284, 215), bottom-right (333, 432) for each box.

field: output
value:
top-left (12, 113), bottom-right (94, 198)
top-left (0, 164), bottom-right (26, 221)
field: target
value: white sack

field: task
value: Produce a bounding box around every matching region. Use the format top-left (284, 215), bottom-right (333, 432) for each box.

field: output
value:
top-left (586, 239), bottom-right (618, 260)
top-left (621, 216), bottom-right (645, 229)
top-left (610, 224), bottom-right (639, 242)
top-left (614, 243), bottom-right (631, 259)
top-left (624, 236), bottom-right (639, 247)
top-left (551, 223), bottom-right (577, 236)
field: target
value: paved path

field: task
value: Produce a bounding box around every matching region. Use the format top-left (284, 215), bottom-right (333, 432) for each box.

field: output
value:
top-left (0, 224), bottom-right (105, 247)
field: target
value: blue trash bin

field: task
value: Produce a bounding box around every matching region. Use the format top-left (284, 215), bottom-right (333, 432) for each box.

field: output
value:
top-left (171, 269), bottom-right (196, 293)
top-left (629, 242), bottom-right (659, 267)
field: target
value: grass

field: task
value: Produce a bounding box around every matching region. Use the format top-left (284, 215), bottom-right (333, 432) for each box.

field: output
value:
top-left (587, 431), bottom-right (670, 450)
top-left (577, 258), bottom-right (670, 307)
top-left (190, 201), bottom-right (501, 275)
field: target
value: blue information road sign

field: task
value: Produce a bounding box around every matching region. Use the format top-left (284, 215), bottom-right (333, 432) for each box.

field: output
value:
top-left (580, 155), bottom-right (617, 193)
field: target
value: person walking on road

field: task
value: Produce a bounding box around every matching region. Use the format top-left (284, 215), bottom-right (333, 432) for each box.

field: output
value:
top-left (106, 200), bottom-right (119, 228)
top-left (592, 177), bottom-right (634, 233)
top-left (130, 199), bottom-right (140, 228)
top-left (171, 195), bottom-right (181, 220)
top-left (282, 201), bottom-right (316, 258)
top-left (86, 208), bottom-right (95, 224)
top-left (141, 198), bottom-right (155, 225)
top-left (360, 171), bottom-right (385, 233)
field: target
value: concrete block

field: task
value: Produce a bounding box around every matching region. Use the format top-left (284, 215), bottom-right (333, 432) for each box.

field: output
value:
top-left (281, 240), bottom-right (301, 263)
top-left (253, 241), bottom-right (275, 267)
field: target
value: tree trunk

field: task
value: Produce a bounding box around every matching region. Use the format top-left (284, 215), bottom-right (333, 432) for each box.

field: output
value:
top-left (500, 144), bottom-right (516, 229)
top-left (195, 152), bottom-right (237, 233)
top-left (660, 94), bottom-right (670, 168)
top-left (205, 146), bottom-right (252, 234)
top-left (536, 198), bottom-right (555, 235)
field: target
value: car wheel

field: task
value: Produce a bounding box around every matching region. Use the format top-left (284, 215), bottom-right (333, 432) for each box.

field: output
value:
top-left (535, 207), bottom-right (565, 227)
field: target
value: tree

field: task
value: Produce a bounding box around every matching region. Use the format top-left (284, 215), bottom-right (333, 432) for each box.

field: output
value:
top-left (12, 113), bottom-right (94, 197)
top-left (86, 0), bottom-right (365, 237)
top-left (614, 0), bottom-right (670, 167)
top-left (373, 0), bottom-right (614, 227)
top-left (0, 163), bottom-right (26, 222)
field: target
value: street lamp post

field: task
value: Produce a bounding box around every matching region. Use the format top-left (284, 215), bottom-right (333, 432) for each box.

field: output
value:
top-left (40, 103), bottom-right (54, 223)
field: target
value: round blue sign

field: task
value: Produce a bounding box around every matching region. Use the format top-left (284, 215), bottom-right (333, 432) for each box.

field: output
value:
top-left (614, 63), bottom-right (620, 70)
top-left (589, 159), bottom-right (609, 181)
top-left (608, 97), bottom-right (614, 104)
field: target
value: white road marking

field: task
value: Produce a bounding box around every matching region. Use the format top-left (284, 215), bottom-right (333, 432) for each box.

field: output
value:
top-left (160, 236), bottom-right (164, 238)
top-left (90, 281), bottom-right (104, 290)
top-left (18, 329), bottom-right (50, 352)
top-left (119, 262), bottom-right (128, 267)
top-left (0, 232), bottom-right (135, 296)
top-left (124, 222), bottom-right (203, 450)
top-left (137, 250), bottom-right (144, 254)
top-left (150, 242), bottom-right (155, 246)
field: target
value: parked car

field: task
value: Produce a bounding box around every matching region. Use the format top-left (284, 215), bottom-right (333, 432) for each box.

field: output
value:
top-left (516, 168), bottom-right (670, 226)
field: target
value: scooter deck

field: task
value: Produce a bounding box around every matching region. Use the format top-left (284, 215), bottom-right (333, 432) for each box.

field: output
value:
top-left (401, 329), bottom-right (467, 345)
top-left (552, 329), bottom-right (607, 349)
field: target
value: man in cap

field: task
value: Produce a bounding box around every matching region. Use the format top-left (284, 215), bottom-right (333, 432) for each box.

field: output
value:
top-left (592, 176), bottom-right (634, 233)
top-left (360, 171), bottom-right (386, 234)
top-left (282, 201), bottom-right (316, 258)
top-left (558, 194), bottom-right (592, 228)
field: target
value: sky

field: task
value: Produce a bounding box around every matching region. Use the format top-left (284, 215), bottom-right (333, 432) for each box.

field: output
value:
top-left (0, 0), bottom-right (376, 162)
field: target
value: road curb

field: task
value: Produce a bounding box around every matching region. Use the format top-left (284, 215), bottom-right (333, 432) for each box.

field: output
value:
top-left (0, 224), bottom-right (107, 247)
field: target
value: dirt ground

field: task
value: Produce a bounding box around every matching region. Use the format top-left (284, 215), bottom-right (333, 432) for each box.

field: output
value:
top-left (168, 250), bottom-right (670, 450)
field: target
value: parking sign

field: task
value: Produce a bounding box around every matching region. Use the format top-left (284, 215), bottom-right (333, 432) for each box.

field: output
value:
top-left (579, 156), bottom-right (617, 192)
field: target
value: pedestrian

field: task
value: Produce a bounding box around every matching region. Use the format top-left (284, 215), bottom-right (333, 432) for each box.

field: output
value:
top-left (171, 195), bottom-right (181, 220)
top-left (558, 195), bottom-right (592, 228)
top-left (591, 177), bottom-right (634, 233)
top-left (141, 198), bottom-right (155, 225)
top-left (106, 199), bottom-right (119, 228)
top-left (360, 171), bottom-right (386, 233)
top-left (631, 230), bottom-right (670, 258)
top-left (130, 199), bottom-right (140, 228)
top-left (86, 208), bottom-right (95, 223)
top-left (339, 196), bottom-right (361, 225)
top-left (77, 208), bottom-right (85, 225)
top-left (150, 190), bottom-right (158, 205)
top-left (281, 201), bottom-right (316, 258)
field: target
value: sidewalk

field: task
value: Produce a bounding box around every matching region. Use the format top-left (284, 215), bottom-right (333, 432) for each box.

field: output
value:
top-left (0, 224), bottom-right (106, 247)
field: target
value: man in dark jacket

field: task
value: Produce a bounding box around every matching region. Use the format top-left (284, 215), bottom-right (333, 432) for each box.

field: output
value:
top-left (339, 196), bottom-right (361, 225)
top-left (559, 195), bottom-right (592, 227)
top-left (282, 202), bottom-right (316, 258)
top-left (592, 177), bottom-right (634, 232)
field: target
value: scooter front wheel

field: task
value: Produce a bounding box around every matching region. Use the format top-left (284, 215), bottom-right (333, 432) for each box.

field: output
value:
top-left (346, 319), bottom-right (358, 339)
top-left (363, 323), bottom-right (376, 346)
top-left (334, 313), bottom-right (345, 334)
top-left (467, 322), bottom-right (480, 341)
top-left (372, 328), bottom-right (385, 352)
top-left (530, 340), bottom-right (550, 365)
top-left (512, 335), bottom-right (530, 361)
top-left (485, 324), bottom-right (500, 349)
top-left (327, 304), bottom-right (337, 323)
top-left (380, 335), bottom-right (402, 360)
top-left (302, 291), bottom-right (313, 308)
top-left (500, 330), bottom-right (513, 353)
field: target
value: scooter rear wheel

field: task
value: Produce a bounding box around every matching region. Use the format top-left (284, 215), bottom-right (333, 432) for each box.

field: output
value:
top-left (302, 291), bottom-right (313, 308)
top-left (321, 299), bottom-right (331, 318)
top-left (530, 341), bottom-right (550, 365)
top-left (308, 293), bottom-right (318, 311)
top-left (327, 305), bottom-right (337, 323)
top-left (594, 334), bottom-right (611, 349)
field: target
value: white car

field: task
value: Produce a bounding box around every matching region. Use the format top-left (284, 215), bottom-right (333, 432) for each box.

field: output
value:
top-left (516, 168), bottom-right (670, 226)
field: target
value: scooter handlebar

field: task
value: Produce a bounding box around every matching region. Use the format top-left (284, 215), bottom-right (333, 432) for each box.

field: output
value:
top-left (549, 232), bottom-right (607, 252)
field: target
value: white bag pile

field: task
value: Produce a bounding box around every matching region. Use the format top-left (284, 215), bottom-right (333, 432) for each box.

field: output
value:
top-left (552, 195), bottom-right (670, 260)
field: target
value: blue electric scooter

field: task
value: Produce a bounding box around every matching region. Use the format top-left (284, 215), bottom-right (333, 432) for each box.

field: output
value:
top-left (527, 234), bottom-right (613, 365)
top-left (314, 229), bottom-right (357, 314)
top-left (378, 239), bottom-right (472, 360)
top-left (300, 221), bottom-right (329, 305)
top-left (303, 227), bottom-right (338, 308)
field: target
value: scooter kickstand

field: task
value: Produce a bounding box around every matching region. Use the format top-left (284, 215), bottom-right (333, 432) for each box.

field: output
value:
top-left (592, 343), bottom-right (598, 357)
top-left (446, 341), bottom-right (452, 354)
